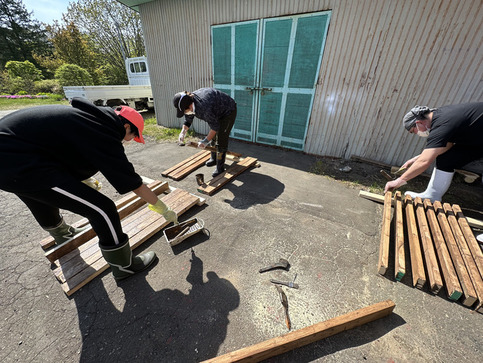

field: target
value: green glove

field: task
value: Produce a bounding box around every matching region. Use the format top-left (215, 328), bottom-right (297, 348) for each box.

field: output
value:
top-left (148, 199), bottom-right (178, 225)
top-left (82, 177), bottom-right (102, 191)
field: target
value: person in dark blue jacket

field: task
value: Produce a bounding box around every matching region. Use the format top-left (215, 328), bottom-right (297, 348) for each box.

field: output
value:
top-left (0, 97), bottom-right (177, 281)
top-left (174, 88), bottom-right (237, 177)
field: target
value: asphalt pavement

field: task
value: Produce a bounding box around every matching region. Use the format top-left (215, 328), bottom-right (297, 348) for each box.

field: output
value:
top-left (0, 133), bottom-right (482, 362)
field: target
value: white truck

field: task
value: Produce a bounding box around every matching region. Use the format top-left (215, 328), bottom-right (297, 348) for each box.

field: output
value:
top-left (63, 57), bottom-right (154, 111)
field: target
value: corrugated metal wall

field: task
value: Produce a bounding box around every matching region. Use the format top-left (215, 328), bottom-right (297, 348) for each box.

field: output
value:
top-left (139, 0), bottom-right (482, 166)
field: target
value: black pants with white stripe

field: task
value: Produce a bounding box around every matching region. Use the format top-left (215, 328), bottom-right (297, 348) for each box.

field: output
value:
top-left (15, 177), bottom-right (127, 249)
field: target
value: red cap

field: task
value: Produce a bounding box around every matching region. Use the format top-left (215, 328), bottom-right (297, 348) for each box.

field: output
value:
top-left (114, 106), bottom-right (145, 144)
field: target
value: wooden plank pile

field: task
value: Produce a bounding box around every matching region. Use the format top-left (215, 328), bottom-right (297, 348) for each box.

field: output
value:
top-left (162, 150), bottom-right (211, 180)
top-left (39, 180), bottom-right (205, 296)
top-left (376, 191), bottom-right (483, 313)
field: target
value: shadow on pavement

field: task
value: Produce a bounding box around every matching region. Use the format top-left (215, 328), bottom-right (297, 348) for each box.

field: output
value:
top-left (74, 249), bottom-right (239, 362)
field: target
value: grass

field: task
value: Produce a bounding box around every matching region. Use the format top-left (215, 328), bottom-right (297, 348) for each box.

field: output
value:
top-left (143, 117), bottom-right (196, 142)
top-left (0, 97), bottom-right (69, 110)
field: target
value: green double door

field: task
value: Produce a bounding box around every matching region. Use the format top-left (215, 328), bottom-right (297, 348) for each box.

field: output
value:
top-left (212, 11), bottom-right (331, 150)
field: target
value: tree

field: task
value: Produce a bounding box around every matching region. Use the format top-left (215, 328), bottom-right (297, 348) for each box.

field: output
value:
top-left (0, 0), bottom-right (51, 69)
top-left (64, 0), bottom-right (145, 84)
top-left (55, 63), bottom-right (93, 86)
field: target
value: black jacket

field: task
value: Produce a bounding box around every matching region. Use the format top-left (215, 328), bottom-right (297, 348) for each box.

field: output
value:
top-left (0, 97), bottom-right (142, 193)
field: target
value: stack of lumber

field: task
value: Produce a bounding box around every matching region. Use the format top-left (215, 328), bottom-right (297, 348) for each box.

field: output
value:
top-left (39, 180), bottom-right (205, 296)
top-left (374, 191), bottom-right (483, 313)
top-left (162, 150), bottom-right (211, 180)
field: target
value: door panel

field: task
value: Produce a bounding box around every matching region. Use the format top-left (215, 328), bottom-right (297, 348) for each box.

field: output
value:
top-left (212, 12), bottom-right (331, 150)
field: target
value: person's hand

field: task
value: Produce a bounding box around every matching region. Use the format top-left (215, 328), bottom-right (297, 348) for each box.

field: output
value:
top-left (148, 199), bottom-right (178, 224)
top-left (384, 178), bottom-right (407, 193)
top-left (198, 137), bottom-right (210, 148)
top-left (82, 177), bottom-right (102, 191)
top-left (178, 129), bottom-right (187, 145)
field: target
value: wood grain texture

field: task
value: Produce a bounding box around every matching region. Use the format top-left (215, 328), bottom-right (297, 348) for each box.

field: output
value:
top-left (414, 197), bottom-right (442, 293)
top-left (202, 300), bottom-right (396, 363)
top-left (377, 192), bottom-right (392, 275)
top-left (404, 196), bottom-right (426, 289)
top-left (394, 192), bottom-right (405, 281)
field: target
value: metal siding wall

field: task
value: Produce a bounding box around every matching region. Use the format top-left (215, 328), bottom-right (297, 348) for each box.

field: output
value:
top-left (139, 0), bottom-right (482, 166)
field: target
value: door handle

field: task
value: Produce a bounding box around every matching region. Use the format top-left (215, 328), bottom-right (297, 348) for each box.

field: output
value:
top-left (261, 87), bottom-right (272, 95)
top-left (246, 86), bottom-right (259, 94)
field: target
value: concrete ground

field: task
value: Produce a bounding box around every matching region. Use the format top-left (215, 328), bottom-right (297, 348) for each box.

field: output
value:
top-left (0, 136), bottom-right (482, 363)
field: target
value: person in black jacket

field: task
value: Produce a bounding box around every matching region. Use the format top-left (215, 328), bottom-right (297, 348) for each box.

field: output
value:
top-left (174, 88), bottom-right (237, 177)
top-left (0, 97), bottom-right (177, 281)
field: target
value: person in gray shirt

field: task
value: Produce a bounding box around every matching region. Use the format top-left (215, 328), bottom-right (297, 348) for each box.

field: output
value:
top-left (174, 88), bottom-right (237, 177)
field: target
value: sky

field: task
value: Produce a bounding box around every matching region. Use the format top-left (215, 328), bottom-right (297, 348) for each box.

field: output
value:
top-left (22, 0), bottom-right (70, 24)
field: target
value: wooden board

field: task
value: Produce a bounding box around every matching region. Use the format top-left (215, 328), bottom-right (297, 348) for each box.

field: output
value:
top-left (444, 203), bottom-right (483, 312)
top-left (414, 197), bottom-right (442, 293)
top-left (394, 192), bottom-right (405, 281)
top-left (358, 190), bottom-right (483, 229)
top-left (423, 200), bottom-right (462, 301)
top-left (404, 195), bottom-right (426, 289)
top-left (197, 157), bottom-right (258, 196)
top-left (39, 180), bottom-right (165, 250)
top-left (161, 150), bottom-right (211, 180)
top-left (44, 181), bottom-right (169, 263)
top-left (377, 192), bottom-right (392, 275)
top-left (452, 204), bottom-right (483, 280)
top-left (51, 187), bottom-right (204, 296)
top-left (433, 201), bottom-right (477, 307)
top-left (202, 300), bottom-right (396, 363)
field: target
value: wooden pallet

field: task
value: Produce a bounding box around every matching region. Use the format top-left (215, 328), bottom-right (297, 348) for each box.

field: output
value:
top-left (161, 150), bottom-right (211, 180)
top-left (375, 192), bottom-right (483, 313)
top-left (42, 182), bottom-right (204, 296)
top-left (197, 156), bottom-right (259, 196)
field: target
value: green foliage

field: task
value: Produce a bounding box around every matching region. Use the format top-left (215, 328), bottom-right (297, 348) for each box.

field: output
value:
top-left (55, 63), bottom-right (93, 86)
top-left (5, 60), bottom-right (43, 80)
top-left (0, 0), bottom-right (52, 70)
top-left (34, 79), bottom-right (62, 94)
top-left (65, 0), bottom-right (145, 85)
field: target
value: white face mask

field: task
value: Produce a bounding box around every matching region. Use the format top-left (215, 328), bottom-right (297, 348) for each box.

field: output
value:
top-left (184, 110), bottom-right (195, 116)
top-left (417, 129), bottom-right (430, 138)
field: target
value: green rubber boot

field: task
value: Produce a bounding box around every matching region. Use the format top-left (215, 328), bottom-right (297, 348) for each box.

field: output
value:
top-left (44, 218), bottom-right (87, 245)
top-left (100, 239), bottom-right (157, 281)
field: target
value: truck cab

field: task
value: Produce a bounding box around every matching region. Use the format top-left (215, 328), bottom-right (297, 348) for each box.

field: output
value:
top-left (126, 57), bottom-right (150, 86)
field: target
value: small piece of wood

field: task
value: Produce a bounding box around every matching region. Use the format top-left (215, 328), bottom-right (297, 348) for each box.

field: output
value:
top-left (377, 192), bottom-right (392, 275)
top-left (394, 192), bottom-right (405, 281)
top-left (404, 196), bottom-right (426, 289)
top-left (202, 300), bottom-right (396, 363)
top-left (414, 197), bottom-right (442, 293)
top-left (424, 200), bottom-right (462, 301)
top-left (358, 190), bottom-right (483, 229)
top-left (433, 201), bottom-right (477, 307)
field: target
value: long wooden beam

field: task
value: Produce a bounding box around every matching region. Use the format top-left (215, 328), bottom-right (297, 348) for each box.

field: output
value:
top-left (433, 201), bottom-right (477, 306)
top-left (202, 300), bottom-right (396, 363)
top-left (358, 191), bottom-right (483, 229)
top-left (394, 192), bottom-right (405, 281)
top-left (414, 197), bottom-right (442, 293)
top-left (404, 196), bottom-right (426, 288)
top-left (377, 192), bottom-right (392, 275)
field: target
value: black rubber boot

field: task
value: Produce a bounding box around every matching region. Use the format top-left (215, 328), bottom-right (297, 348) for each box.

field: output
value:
top-left (100, 238), bottom-right (157, 281)
top-left (205, 152), bottom-right (216, 167)
top-left (44, 218), bottom-right (87, 245)
top-left (212, 151), bottom-right (226, 177)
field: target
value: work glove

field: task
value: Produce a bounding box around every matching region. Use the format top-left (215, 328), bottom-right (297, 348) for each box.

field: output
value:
top-left (198, 137), bottom-right (211, 149)
top-left (148, 199), bottom-right (178, 225)
top-left (384, 177), bottom-right (407, 193)
top-left (82, 177), bottom-right (102, 191)
top-left (178, 129), bottom-right (187, 145)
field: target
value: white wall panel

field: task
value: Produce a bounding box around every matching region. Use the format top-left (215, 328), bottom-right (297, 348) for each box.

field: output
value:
top-left (138, 0), bottom-right (482, 166)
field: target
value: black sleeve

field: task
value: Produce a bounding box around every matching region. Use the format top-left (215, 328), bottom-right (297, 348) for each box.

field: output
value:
top-left (183, 114), bottom-right (194, 128)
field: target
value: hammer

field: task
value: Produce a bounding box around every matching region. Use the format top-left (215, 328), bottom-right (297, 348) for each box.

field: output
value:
top-left (259, 258), bottom-right (290, 273)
